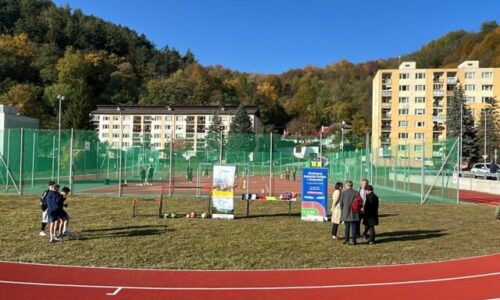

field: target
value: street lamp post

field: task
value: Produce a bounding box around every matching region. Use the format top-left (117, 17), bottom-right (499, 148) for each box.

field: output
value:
top-left (219, 125), bottom-right (223, 165)
top-left (117, 107), bottom-right (123, 197)
top-left (57, 94), bottom-right (64, 183)
top-left (484, 109), bottom-right (488, 162)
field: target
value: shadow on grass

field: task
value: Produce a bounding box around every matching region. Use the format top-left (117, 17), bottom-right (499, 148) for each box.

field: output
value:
top-left (376, 229), bottom-right (447, 244)
top-left (379, 213), bottom-right (399, 218)
top-left (237, 212), bottom-right (301, 219)
top-left (79, 225), bottom-right (173, 240)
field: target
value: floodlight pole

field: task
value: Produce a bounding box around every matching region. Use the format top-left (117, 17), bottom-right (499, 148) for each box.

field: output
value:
top-left (117, 107), bottom-right (122, 197)
top-left (484, 109), bottom-right (487, 162)
top-left (57, 94), bottom-right (64, 183)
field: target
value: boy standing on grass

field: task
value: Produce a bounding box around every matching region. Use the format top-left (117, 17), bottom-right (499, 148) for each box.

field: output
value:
top-left (45, 184), bottom-right (62, 243)
top-left (57, 187), bottom-right (71, 237)
top-left (39, 181), bottom-right (56, 237)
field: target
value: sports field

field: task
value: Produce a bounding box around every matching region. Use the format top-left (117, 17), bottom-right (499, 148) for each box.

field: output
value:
top-left (1, 195), bottom-right (498, 269)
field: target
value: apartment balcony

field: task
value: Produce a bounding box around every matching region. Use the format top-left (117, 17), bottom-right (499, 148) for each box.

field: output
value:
top-left (433, 115), bottom-right (444, 122)
top-left (433, 79), bottom-right (444, 84)
top-left (381, 114), bottom-right (392, 120)
top-left (381, 138), bottom-right (391, 144)
top-left (381, 126), bottom-right (391, 131)
top-left (433, 101), bottom-right (444, 108)
top-left (433, 90), bottom-right (445, 97)
top-left (433, 125), bottom-right (445, 131)
top-left (381, 90), bottom-right (392, 97)
top-left (382, 79), bottom-right (392, 85)
top-left (447, 77), bottom-right (458, 85)
top-left (381, 102), bottom-right (392, 108)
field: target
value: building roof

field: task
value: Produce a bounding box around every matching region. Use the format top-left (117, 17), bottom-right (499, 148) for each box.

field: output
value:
top-left (90, 105), bottom-right (259, 116)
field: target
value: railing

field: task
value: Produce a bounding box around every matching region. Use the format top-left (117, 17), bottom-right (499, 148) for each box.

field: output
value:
top-left (381, 90), bottom-right (392, 97)
top-left (433, 90), bottom-right (445, 97)
top-left (447, 77), bottom-right (457, 84)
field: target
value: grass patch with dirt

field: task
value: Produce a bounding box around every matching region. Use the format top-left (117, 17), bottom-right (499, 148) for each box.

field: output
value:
top-left (0, 195), bottom-right (499, 270)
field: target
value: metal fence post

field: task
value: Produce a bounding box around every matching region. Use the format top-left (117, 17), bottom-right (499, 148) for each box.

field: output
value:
top-left (19, 128), bottom-right (24, 195)
top-left (5, 129), bottom-right (10, 191)
top-left (69, 129), bottom-right (74, 194)
top-left (51, 135), bottom-right (55, 180)
top-left (31, 131), bottom-right (36, 189)
top-left (421, 139), bottom-right (425, 204)
top-left (269, 133), bottom-right (273, 196)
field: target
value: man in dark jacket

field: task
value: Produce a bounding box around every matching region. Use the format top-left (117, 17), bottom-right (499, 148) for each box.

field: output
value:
top-left (340, 180), bottom-right (360, 245)
top-left (363, 185), bottom-right (379, 244)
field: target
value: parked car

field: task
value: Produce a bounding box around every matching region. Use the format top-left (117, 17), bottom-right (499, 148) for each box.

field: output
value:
top-left (470, 163), bottom-right (500, 179)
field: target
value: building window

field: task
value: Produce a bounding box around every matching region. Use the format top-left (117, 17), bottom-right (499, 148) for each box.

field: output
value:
top-left (154, 125), bottom-right (161, 130)
top-left (398, 145), bottom-right (408, 151)
top-left (399, 121), bottom-right (408, 127)
top-left (399, 73), bottom-right (409, 80)
top-left (469, 109), bottom-right (476, 116)
top-left (398, 108), bottom-right (408, 115)
top-left (112, 133), bottom-right (119, 138)
top-left (123, 116), bottom-right (131, 121)
top-left (101, 133), bottom-right (108, 138)
top-left (415, 85), bottom-right (425, 91)
top-left (482, 84), bottom-right (493, 91)
top-left (465, 84), bottom-right (475, 91)
top-left (398, 133), bottom-right (408, 139)
top-left (102, 116), bottom-right (109, 121)
top-left (466, 97), bottom-right (475, 104)
top-left (113, 116), bottom-right (120, 121)
top-left (399, 85), bottom-right (410, 91)
top-left (123, 124), bottom-right (130, 130)
top-left (165, 125), bottom-right (171, 130)
top-left (416, 121), bottom-right (425, 128)
top-left (123, 142), bottom-right (129, 147)
top-left (481, 72), bottom-right (492, 79)
top-left (176, 125), bottom-right (183, 131)
top-left (415, 73), bottom-right (426, 79)
top-left (414, 145), bottom-right (423, 151)
top-left (165, 133), bottom-right (171, 139)
top-left (123, 133), bottom-right (129, 138)
top-left (415, 97), bottom-right (425, 103)
top-left (153, 133), bottom-right (161, 139)
top-left (414, 133), bottom-right (425, 139)
top-left (102, 124), bottom-right (109, 129)
top-left (481, 96), bottom-right (493, 103)
top-left (166, 116), bottom-right (172, 121)
top-left (176, 116), bottom-right (183, 122)
top-left (112, 124), bottom-right (119, 129)
top-left (399, 97), bottom-right (409, 103)
top-left (465, 72), bottom-right (475, 79)
top-left (415, 109), bottom-right (425, 115)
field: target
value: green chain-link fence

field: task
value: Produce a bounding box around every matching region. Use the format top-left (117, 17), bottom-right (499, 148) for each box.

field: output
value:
top-left (0, 128), bottom-right (459, 204)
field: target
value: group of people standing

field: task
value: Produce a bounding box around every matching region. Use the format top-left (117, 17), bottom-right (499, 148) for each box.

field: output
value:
top-left (140, 165), bottom-right (155, 186)
top-left (330, 179), bottom-right (379, 245)
top-left (39, 181), bottom-right (71, 243)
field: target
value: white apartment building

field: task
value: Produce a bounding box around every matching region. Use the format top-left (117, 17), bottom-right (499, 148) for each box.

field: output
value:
top-left (90, 105), bottom-right (262, 153)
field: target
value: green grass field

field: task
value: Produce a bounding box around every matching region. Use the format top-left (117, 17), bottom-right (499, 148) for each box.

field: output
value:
top-left (0, 195), bottom-right (498, 270)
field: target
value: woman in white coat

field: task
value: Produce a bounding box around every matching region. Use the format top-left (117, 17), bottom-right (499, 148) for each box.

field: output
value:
top-left (331, 182), bottom-right (343, 240)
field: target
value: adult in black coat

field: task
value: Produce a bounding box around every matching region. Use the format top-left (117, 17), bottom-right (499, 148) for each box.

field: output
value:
top-left (362, 185), bottom-right (379, 244)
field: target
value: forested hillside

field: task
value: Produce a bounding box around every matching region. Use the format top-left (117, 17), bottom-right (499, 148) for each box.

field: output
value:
top-left (1, 0), bottom-right (499, 141)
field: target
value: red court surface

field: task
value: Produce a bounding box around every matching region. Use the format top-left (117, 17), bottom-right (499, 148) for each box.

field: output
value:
top-left (460, 190), bottom-right (500, 206)
top-left (1, 254), bottom-right (499, 300)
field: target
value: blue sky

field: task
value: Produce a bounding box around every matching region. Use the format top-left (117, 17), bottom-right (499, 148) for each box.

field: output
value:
top-left (53, 0), bottom-right (499, 74)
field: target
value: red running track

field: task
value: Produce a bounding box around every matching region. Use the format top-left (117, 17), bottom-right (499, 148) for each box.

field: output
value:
top-left (1, 254), bottom-right (499, 300)
top-left (460, 190), bottom-right (500, 206)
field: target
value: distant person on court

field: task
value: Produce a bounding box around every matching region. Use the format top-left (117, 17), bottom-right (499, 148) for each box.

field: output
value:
top-left (140, 167), bottom-right (146, 186)
top-left (39, 180), bottom-right (56, 237)
top-left (285, 167), bottom-right (290, 180)
top-left (330, 182), bottom-right (343, 240)
top-left (45, 184), bottom-right (62, 243)
top-left (57, 187), bottom-right (71, 237)
top-left (358, 179), bottom-right (369, 238)
top-left (147, 164), bottom-right (154, 185)
top-left (292, 167), bottom-right (297, 181)
top-left (339, 180), bottom-right (360, 245)
top-left (363, 185), bottom-right (379, 244)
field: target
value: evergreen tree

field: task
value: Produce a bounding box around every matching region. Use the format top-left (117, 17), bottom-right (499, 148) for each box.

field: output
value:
top-left (476, 97), bottom-right (500, 162)
top-left (226, 105), bottom-right (255, 161)
top-left (206, 111), bottom-right (222, 151)
top-left (446, 85), bottom-right (478, 164)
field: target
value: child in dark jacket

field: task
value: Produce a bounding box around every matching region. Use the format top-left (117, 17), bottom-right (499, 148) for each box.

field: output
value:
top-left (45, 185), bottom-right (62, 243)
